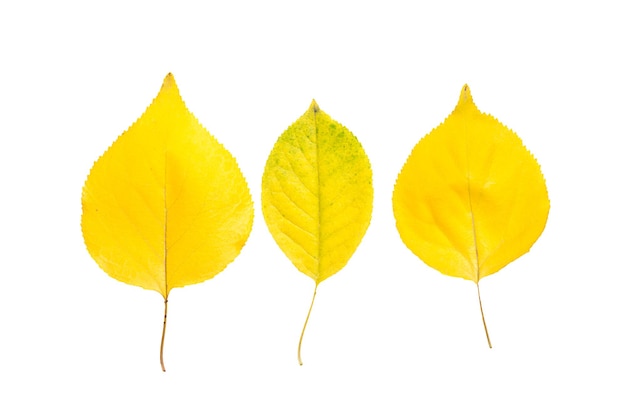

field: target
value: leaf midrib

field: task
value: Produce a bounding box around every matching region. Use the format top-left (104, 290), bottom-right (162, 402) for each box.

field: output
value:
top-left (313, 106), bottom-right (322, 280)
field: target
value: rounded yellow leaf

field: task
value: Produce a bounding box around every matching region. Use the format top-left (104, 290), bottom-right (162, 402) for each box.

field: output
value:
top-left (393, 85), bottom-right (549, 282)
top-left (81, 74), bottom-right (253, 298)
top-left (262, 101), bottom-right (373, 284)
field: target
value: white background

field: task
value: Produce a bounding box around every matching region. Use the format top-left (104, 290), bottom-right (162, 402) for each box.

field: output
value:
top-left (1, 1), bottom-right (625, 413)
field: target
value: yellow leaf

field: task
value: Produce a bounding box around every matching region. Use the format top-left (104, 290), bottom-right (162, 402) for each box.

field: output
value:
top-left (81, 73), bottom-right (253, 370)
top-left (392, 85), bottom-right (549, 347)
top-left (262, 100), bottom-right (373, 364)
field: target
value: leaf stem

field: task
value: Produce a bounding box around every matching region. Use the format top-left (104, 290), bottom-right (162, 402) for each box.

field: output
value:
top-left (160, 298), bottom-right (168, 372)
top-left (298, 284), bottom-right (318, 366)
top-left (476, 282), bottom-right (492, 348)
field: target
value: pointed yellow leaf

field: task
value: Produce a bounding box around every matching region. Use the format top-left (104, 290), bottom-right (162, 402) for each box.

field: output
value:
top-left (392, 85), bottom-right (549, 346)
top-left (262, 100), bottom-right (373, 283)
top-left (262, 100), bottom-right (373, 363)
top-left (81, 73), bottom-right (253, 370)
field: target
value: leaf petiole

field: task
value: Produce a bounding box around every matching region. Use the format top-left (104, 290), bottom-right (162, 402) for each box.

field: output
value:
top-left (160, 297), bottom-right (168, 372)
top-left (477, 283), bottom-right (492, 348)
top-left (298, 284), bottom-right (318, 365)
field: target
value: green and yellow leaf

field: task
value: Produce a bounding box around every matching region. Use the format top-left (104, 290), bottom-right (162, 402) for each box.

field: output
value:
top-left (81, 73), bottom-right (253, 370)
top-left (392, 85), bottom-right (549, 346)
top-left (262, 100), bottom-right (373, 364)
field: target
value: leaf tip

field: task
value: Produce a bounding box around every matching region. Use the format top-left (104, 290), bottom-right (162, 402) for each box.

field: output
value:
top-left (454, 84), bottom-right (477, 113)
top-left (161, 72), bottom-right (179, 94)
top-left (309, 99), bottom-right (320, 113)
top-left (459, 84), bottom-right (473, 103)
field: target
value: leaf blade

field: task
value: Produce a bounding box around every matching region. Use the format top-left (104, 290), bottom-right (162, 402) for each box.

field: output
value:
top-left (262, 100), bottom-right (373, 283)
top-left (393, 85), bottom-right (549, 282)
top-left (81, 73), bottom-right (254, 298)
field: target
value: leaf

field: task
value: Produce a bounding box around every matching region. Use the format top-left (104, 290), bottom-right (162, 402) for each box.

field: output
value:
top-left (392, 85), bottom-right (549, 347)
top-left (81, 73), bottom-right (253, 371)
top-left (262, 100), bottom-right (373, 364)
